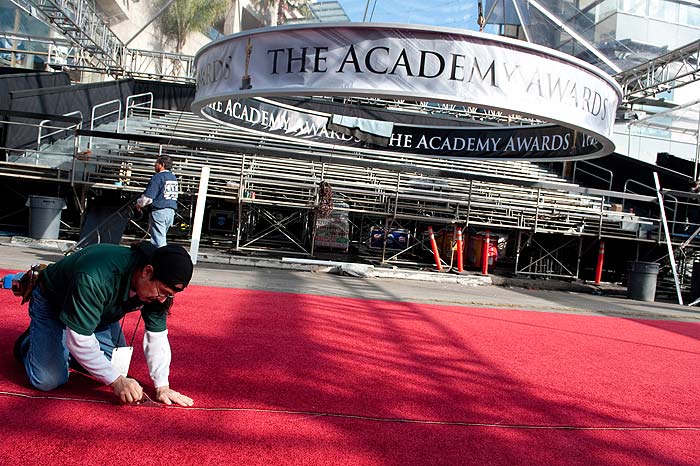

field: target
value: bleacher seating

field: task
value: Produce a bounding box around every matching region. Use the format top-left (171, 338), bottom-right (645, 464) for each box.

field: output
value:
top-left (84, 107), bottom-right (655, 240)
top-left (0, 103), bottom-right (660, 247)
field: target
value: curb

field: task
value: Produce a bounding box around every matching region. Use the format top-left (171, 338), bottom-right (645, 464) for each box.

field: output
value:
top-left (4, 237), bottom-right (619, 294)
top-left (8, 236), bottom-right (76, 253)
top-left (197, 256), bottom-right (493, 286)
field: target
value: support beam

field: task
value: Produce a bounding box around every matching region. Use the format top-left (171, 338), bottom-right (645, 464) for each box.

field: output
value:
top-left (510, 0), bottom-right (531, 43)
top-left (124, 0), bottom-right (176, 47)
top-left (190, 166), bottom-right (211, 264)
top-left (526, 0), bottom-right (621, 73)
top-left (653, 172), bottom-right (683, 305)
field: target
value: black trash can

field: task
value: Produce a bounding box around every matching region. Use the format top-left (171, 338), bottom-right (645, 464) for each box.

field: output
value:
top-left (78, 203), bottom-right (130, 246)
top-left (626, 261), bottom-right (659, 302)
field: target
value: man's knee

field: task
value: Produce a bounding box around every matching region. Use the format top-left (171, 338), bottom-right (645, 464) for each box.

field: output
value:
top-left (29, 369), bottom-right (68, 391)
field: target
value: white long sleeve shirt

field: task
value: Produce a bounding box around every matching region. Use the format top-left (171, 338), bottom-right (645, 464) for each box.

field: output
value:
top-left (66, 328), bottom-right (171, 388)
top-left (136, 194), bottom-right (153, 209)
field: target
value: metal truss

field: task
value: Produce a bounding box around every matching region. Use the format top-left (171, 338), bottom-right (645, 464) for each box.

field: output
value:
top-left (617, 39), bottom-right (700, 105)
top-left (124, 49), bottom-right (195, 83)
top-left (514, 231), bottom-right (583, 279)
top-left (333, 96), bottom-right (541, 126)
top-left (236, 204), bottom-right (312, 256)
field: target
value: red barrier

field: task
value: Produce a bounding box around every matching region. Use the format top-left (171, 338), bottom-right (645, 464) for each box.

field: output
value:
top-left (427, 226), bottom-right (443, 271)
top-left (594, 240), bottom-right (605, 284)
top-left (456, 228), bottom-right (464, 272)
top-left (481, 230), bottom-right (490, 275)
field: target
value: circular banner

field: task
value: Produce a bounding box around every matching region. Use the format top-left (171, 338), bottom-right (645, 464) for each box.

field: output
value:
top-left (192, 23), bottom-right (622, 160)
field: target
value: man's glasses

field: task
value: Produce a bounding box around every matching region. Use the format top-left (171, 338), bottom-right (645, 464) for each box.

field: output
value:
top-left (153, 282), bottom-right (175, 300)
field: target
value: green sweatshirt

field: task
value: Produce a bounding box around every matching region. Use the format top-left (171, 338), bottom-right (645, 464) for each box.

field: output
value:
top-left (41, 243), bottom-right (167, 335)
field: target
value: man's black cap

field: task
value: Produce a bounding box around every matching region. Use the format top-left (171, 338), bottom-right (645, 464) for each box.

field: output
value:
top-left (150, 244), bottom-right (194, 291)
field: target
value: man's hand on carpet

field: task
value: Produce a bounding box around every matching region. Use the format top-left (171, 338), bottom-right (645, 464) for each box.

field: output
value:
top-left (110, 376), bottom-right (143, 404)
top-left (155, 386), bottom-right (194, 407)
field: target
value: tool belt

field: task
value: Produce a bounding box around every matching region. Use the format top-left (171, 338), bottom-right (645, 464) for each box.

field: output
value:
top-left (12, 263), bottom-right (47, 305)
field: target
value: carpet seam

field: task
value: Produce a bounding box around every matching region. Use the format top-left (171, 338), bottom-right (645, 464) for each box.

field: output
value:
top-left (1, 390), bottom-right (698, 432)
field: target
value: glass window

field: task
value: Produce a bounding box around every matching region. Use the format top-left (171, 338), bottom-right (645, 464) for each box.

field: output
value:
top-left (649, 0), bottom-right (678, 23)
top-left (639, 126), bottom-right (671, 139)
top-left (679, 2), bottom-right (700, 27)
top-left (619, 0), bottom-right (647, 15)
top-left (596, 0), bottom-right (618, 21)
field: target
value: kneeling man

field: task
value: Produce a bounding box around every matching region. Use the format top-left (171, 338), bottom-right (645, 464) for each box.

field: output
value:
top-left (14, 242), bottom-right (194, 406)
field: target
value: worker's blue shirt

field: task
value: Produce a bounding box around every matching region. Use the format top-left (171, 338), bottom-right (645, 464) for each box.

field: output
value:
top-left (143, 170), bottom-right (178, 210)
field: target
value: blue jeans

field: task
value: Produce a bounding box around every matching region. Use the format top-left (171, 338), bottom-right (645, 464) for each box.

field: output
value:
top-left (149, 208), bottom-right (175, 247)
top-left (17, 286), bottom-right (125, 391)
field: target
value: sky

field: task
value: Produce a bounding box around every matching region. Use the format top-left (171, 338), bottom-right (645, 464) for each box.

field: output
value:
top-left (337, 0), bottom-right (482, 30)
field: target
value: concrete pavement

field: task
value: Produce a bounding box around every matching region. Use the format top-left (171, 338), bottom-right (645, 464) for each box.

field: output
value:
top-left (1, 238), bottom-right (699, 322)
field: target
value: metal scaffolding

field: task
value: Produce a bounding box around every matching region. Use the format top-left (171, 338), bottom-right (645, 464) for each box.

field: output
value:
top-left (10, 0), bottom-right (195, 82)
top-left (616, 39), bottom-right (700, 105)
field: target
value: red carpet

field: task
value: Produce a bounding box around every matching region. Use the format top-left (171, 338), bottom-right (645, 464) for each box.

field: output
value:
top-left (1, 270), bottom-right (699, 465)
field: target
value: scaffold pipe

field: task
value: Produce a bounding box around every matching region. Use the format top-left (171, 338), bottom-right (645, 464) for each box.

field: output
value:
top-left (481, 230), bottom-right (490, 275)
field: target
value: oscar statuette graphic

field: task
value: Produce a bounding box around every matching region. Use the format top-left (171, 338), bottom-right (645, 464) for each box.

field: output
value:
top-left (240, 37), bottom-right (253, 90)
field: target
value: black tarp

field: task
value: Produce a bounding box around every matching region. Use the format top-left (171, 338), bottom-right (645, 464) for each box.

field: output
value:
top-left (132, 79), bottom-right (195, 112)
top-left (0, 71), bottom-right (71, 154)
top-left (0, 71), bottom-right (70, 110)
top-left (2, 76), bottom-right (196, 151)
top-left (0, 67), bottom-right (36, 75)
top-left (574, 152), bottom-right (691, 193)
top-left (656, 152), bottom-right (696, 180)
top-left (78, 201), bottom-right (132, 247)
top-left (6, 78), bottom-right (133, 149)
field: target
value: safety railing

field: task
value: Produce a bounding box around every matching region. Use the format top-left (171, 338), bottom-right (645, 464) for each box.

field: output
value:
top-left (623, 178), bottom-right (678, 238)
top-left (572, 160), bottom-right (613, 191)
top-left (89, 99), bottom-right (122, 148)
top-left (665, 193), bottom-right (680, 235)
top-left (623, 179), bottom-right (656, 204)
top-left (124, 92), bottom-right (153, 133)
top-left (37, 110), bottom-right (83, 149)
top-left (0, 110), bottom-right (81, 187)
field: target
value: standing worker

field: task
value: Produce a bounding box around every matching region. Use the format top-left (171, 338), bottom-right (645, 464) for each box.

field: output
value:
top-left (136, 155), bottom-right (179, 247)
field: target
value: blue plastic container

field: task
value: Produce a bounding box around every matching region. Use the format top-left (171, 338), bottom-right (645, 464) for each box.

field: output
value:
top-left (2, 272), bottom-right (22, 289)
top-left (369, 228), bottom-right (411, 250)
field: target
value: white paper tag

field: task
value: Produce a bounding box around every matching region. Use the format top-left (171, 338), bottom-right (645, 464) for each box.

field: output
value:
top-left (111, 346), bottom-right (134, 377)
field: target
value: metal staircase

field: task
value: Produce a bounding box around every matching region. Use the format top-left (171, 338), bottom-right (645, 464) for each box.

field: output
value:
top-left (24, 0), bottom-right (126, 75)
top-left (13, 0), bottom-right (195, 82)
